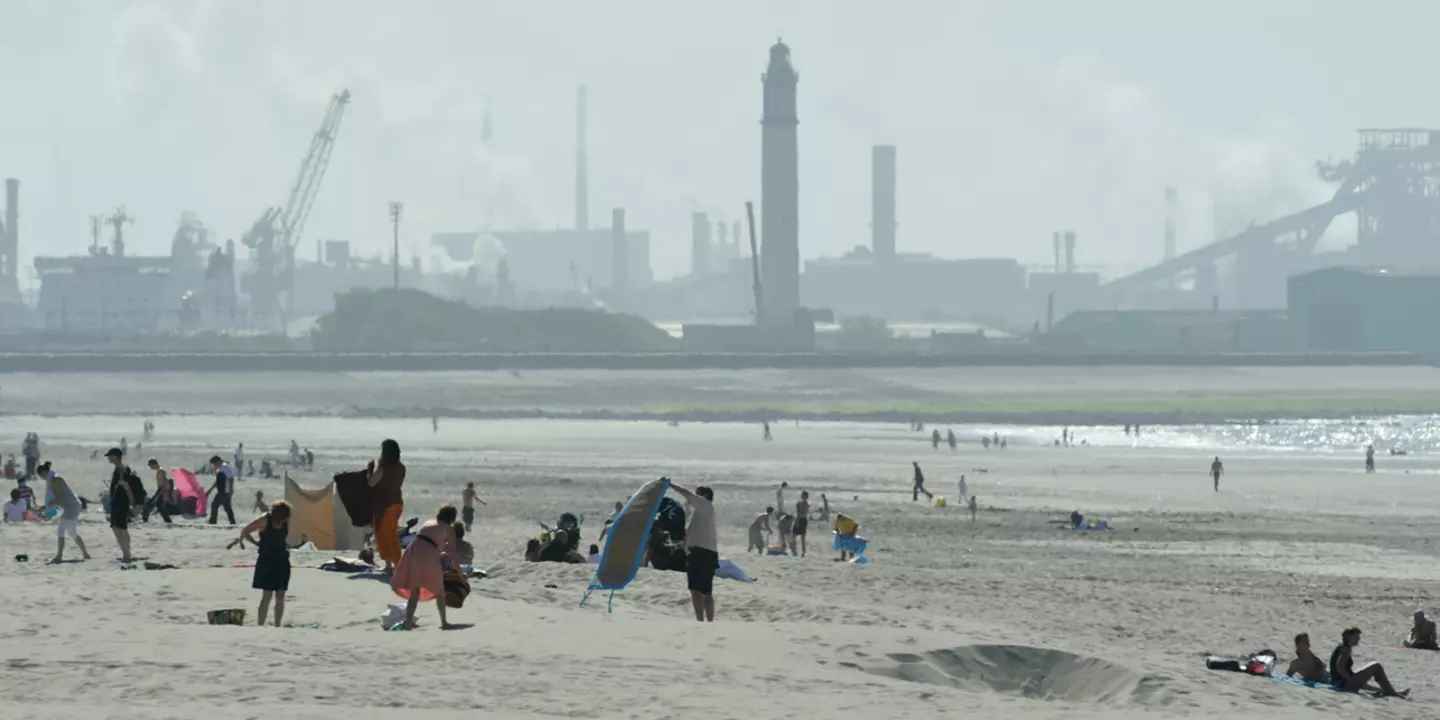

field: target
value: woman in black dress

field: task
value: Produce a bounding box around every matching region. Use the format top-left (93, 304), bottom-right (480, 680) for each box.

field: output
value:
top-left (240, 500), bottom-right (292, 627)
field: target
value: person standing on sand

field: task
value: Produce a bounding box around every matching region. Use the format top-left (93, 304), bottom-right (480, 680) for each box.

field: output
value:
top-left (368, 439), bottom-right (407, 574)
top-left (793, 492), bottom-right (810, 557)
top-left (775, 481), bottom-right (787, 520)
top-left (143, 459), bottom-right (174, 524)
top-left (252, 489), bottom-right (266, 514)
top-left (105, 448), bottom-right (136, 562)
top-left (207, 455), bottom-right (237, 525)
top-left (1211, 457), bottom-right (1224, 492)
top-left (241, 500), bottom-right (292, 627)
top-left (461, 482), bottom-right (485, 532)
top-left (390, 504), bottom-right (460, 630)
top-left (38, 463), bottom-right (90, 563)
top-left (912, 462), bottom-right (933, 502)
top-left (1365, 444), bottom-right (1376, 473)
top-left (968, 495), bottom-right (978, 522)
top-left (670, 482), bottom-right (717, 622)
top-left (762, 421), bottom-right (772, 441)
top-left (958, 474), bottom-right (968, 505)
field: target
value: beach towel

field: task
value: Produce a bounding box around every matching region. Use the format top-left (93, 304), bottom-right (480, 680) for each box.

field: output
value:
top-left (332, 469), bottom-right (374, 527)
top-left (716, 558), bottom-right (755, 583)
top-left (832, 532), bottom-right (869, 564)
top-left (581, 476), bottom-right (670, 612)
top-left (172, 468), bottom-right (207, 518)
top-left (1270, 675), bottom-right (1384, 699)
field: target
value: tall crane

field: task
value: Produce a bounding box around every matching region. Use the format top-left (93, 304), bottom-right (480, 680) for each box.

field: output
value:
top-left (241, 89), bottom-right (351, 322)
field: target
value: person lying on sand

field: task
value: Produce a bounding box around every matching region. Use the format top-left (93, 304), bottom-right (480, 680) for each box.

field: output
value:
top-left (1407, 611), bottom-right (1437, 650)
top-left (1285, 633), bottom-right (1327, 683)
top-left (748, 509), bottom-right (773, 553)
top-left (1330, 627), bottom-right (1408, 698)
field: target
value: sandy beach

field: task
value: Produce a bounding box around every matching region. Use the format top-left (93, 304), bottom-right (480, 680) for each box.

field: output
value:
top-left (2, 368), bottom-right (1439, 718)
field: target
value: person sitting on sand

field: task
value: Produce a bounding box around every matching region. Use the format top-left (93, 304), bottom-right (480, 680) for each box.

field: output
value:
top-left (587, 543), bottom-right (602, 564)
top-left (537, 530), bottom-right (586, 563)
top-left (524, 538), bottom-right (541, 562)
top-left (1330, 627), bottom-right (1408, 697)
top-left (3, 489), bottom-right (26, 522)
top-left (1285, 633), bottom-right (1327, 683)
top-left (240, 500), bottom-right (292, 627)
top-left (451, 522), bottom-right (474, 568)
top-left (252, 489), bottom-right (266, 514)
top-left (1407, 611), bottom-right (1437, 650)
top-left (390, 504), bottom-right (462, 630)
top-left (748, 508), bottom-right (773, 553)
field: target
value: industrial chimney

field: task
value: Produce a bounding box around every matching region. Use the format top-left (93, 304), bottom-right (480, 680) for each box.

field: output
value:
top-left (691, 211), bottom-right (712, 277)
top-left (1064, 231), bottom-right (1076, 274)
top-left (3, 178), bottom-right (17, 286)
top-left (575, 86), bottom-right (589, 231)
top-left (716, 221), bottom-right (729, 263)
top-left (871, 145), bottom-right (897, 264)
top-left (611, 207), bottom-right (628, 295)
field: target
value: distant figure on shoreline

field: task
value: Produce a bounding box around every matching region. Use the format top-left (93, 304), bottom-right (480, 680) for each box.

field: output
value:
top-left (1211, 456), bottom-right (1224, 492)
top-left (1365, 444), bottom-right (1376, 473)
top-left (762, 421), bottom-right (772, 441)
top-left (946, 429), bottom-right (957, 451)
top-left (931, 429), bottom-right (941, 449)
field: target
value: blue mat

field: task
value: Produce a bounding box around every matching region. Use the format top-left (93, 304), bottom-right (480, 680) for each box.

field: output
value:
top-left (1271, 674), bottom-right (1384, 699)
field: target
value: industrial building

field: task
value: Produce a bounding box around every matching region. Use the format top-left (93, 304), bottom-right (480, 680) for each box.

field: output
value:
top-left (431, 228), bottom-right (652, 302)
top-left (1289, 267), bottom-right (1440, 353)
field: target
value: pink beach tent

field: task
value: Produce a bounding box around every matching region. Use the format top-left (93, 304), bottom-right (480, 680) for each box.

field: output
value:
top-left (172, 468), bottom-right (207, 517)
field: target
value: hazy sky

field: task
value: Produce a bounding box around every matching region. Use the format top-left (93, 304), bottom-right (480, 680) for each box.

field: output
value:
top-left (2, 0), bottom-right (1432, 284)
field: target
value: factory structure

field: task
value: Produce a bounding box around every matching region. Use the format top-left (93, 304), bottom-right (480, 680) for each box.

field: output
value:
top-left (5, 42), bottom-right (1440, 356)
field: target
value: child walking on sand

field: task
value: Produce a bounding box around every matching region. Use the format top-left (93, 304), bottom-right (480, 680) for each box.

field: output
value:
top-left (241, 500), bottom-right (292, 627)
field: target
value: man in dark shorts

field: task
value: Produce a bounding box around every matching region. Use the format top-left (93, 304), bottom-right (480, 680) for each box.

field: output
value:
top-left (793, 491), bottom-right (810, 557)
top-left (105, 448), bottom-right (136, 563)
top-left (670, 482), bottom-right (717, 622)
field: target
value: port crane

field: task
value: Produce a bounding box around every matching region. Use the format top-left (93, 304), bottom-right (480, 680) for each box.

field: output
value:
top-left (241, 89), bottom-right (351, 323)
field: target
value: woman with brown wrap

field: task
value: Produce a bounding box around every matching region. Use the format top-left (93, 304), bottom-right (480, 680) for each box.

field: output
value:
top-left (368, 439), bottom-right (406, 573)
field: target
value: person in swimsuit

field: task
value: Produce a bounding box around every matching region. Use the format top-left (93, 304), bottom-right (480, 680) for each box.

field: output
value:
top-left (105, 448), bottom-right (136, 563)
top-left (1407, 611), bottom-right (1437, 650)
top-left (452, 522), bottom-right (474, 567)
top-left (389, 504), bottom-right (461, 630)
top-left (143, 459), bottom-right (175, 523)
top-left (461, 482), bottom-right (485, 532)
top-left (1330, 627), bottom-right (1408, 697)
top-left (793, 492), bottom-right (810, 557)
top-left (1285, 633), bottom-right (1327, 683)
top-left (38, 463), bottom-right (90, 563)
top-left (240, 500), bottom-right (293, 627)
top-left (777, 513), bottom-right (794, 555)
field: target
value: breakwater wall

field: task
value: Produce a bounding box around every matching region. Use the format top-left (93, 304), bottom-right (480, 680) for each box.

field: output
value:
top-left (0, 351), bottom-right (1425, 373)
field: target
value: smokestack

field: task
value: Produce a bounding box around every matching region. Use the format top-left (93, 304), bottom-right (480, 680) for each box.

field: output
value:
top-left (691, 212), bottom-right (712, 276)
top-left (716, 221), bottom-right (729, 262)
top-left (3, 178), bottom-right (17, 284)
top-left (1164, 187), bottom-right (1177, 289)
top-left (871, 145), bottom-right (897, 264)
top-left (1064, 231), bottom-right (1076, 274)
top-left (1052, 232), bottom-right (1061, 274)
top-left (611, 208), bottom-right (628, 294)
top-left (575, 86), bottom-right (589, 231)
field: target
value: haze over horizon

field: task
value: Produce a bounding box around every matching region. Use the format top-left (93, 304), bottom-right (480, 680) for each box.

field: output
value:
top-left (2, 0), bottom-right (1432, 286)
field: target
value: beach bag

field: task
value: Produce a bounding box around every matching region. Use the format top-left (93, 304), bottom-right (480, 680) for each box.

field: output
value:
top-left (444, 570), bottom-right (471, 608)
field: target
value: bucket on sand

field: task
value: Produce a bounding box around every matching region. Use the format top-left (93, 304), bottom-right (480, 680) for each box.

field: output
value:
top-left (207, 608), bottom-right (246, 626)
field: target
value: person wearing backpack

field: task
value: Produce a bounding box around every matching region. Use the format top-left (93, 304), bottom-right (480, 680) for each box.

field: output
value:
top-left (105, 448), bottom-right (136, 563)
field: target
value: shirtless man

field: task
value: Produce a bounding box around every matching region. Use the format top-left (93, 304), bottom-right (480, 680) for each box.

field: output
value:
top-left (1210, 456), bottom-right (1224, 492)
top-left (460, 482), bottom-right (485, 532)
top-left (748, 508), bottom-right (773, 553)
top-left (1285, 633), bottom-right (1327, 683)
top-left (1407, 610), bottom-right (1437, 650)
